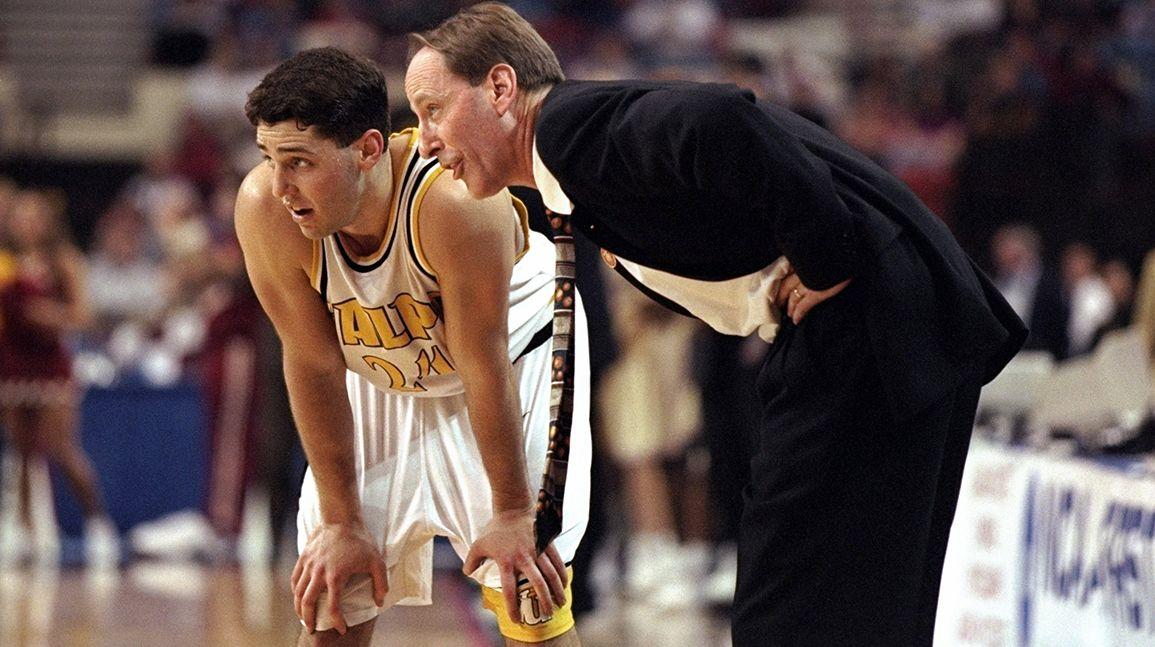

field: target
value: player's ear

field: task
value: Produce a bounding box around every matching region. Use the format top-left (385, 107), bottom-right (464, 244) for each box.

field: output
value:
top-left (489, 64), bottom-right (517, 115)
top-left (355, 129), bottom-right (386, 168)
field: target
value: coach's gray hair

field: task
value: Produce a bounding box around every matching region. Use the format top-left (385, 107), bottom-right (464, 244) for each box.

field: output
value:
top-left (409, 2), bottom-right (564, 91)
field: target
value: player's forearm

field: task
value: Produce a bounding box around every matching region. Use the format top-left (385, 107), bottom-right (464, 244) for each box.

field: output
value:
top-left (284, 357), bottom-right (364, 525)
top-left (461, 370), bottom-right (533, 514)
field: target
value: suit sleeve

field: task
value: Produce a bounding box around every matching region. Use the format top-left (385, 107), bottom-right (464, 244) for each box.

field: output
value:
top-left (611, 89), bottom-right (860, 290)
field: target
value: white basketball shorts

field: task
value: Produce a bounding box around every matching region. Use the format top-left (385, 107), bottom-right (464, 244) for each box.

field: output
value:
top-left (297, 303), bottom-right (591, 632)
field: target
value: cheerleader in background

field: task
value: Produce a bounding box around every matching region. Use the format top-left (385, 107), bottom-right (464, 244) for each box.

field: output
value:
top-left (0, 187), bottom-right (116, 567)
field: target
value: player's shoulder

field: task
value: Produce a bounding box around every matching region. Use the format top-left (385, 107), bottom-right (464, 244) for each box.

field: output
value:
top-left (420, 170), bottom-right (511, 234)
top-left (388, 127), bottom-right (420, 161)
top-left (236, 164), bottom-right (278, 221)
top-left (234, 164), bottom-right (311, 270)
top-left (416, 173), bottom-right (518, 279)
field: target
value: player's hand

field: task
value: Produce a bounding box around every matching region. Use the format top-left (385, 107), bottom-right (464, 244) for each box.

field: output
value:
top-left (775, 271), bottom-right (852, 324)
top-left (463, 507), bottom-right (568, 623)
top-left (291, 521), bottom-right (388, 635)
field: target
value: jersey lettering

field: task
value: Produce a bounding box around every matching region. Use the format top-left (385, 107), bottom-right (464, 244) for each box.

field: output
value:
top-left (362, 355), bottom-right (427, 392)
top-left (337, 301), bottom-right (382, 347)
top-left (415, 345), bottom-right (454, 381)
top-left (333, 294), bottom-right (441, 350)
top-left (391, 293), bottom-right (439, 341)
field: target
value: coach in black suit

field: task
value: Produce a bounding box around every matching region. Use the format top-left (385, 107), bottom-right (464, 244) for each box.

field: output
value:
top-left (406, 4), bottom-right (1026, 645)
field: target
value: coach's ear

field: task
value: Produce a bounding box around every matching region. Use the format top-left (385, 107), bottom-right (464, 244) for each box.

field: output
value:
top-left (354, 129), bottom-right (386, 169)
top-left (488, 63), bottom-right (517, 116)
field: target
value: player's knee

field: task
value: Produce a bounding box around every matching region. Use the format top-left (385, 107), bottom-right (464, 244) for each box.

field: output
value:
top-left (297, 617), bottom-right (376, 647)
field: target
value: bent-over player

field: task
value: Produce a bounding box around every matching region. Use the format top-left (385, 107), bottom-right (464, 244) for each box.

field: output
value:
top-left (234, 47), bottom-right (590, 646)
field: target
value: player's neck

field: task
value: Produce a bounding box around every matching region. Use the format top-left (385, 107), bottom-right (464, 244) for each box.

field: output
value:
top-left (337, 159), bottom-right (394, 256)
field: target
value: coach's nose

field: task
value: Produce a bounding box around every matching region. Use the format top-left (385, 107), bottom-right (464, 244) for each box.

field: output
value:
top-left (417, 125), bottom-right (442, 160)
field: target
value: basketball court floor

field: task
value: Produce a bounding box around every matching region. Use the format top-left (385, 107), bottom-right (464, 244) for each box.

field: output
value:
top-left (0, 560), bottom-right (731, 646)
top-left (0, 457), bottom-right (732, 646)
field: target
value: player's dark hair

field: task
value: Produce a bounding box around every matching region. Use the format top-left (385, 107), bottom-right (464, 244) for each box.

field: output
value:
top-left (409, 2), bottom-right (564, 91)
top-left (245, 47), bottom-right (390, 146)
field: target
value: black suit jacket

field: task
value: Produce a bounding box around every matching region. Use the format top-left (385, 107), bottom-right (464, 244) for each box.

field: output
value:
top-left (534, 80), bottom-right (1027, 421)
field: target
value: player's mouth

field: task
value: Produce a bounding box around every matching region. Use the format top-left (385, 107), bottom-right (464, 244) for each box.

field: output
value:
top-left (289, 207), bottom-right (315, 223)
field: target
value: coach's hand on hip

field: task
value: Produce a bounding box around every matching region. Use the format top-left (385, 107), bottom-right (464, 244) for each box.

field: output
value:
top-left (464, 506), bottom-right (568, 623)
top-left (292, 520), bottom-right (389, 635)
top-left (775, 269), bottom-right (852, 324)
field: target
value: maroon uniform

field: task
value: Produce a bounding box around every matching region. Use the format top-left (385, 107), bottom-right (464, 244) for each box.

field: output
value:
top-left (0, 254), bottom-right (73, 406)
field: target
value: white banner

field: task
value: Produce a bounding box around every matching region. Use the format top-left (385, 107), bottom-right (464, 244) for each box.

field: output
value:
top-left (937, 439), bottom-right (1155, 647)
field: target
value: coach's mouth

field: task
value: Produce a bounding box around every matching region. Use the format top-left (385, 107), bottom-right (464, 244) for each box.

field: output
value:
top-left (289, 207), bottom-right (314, 223)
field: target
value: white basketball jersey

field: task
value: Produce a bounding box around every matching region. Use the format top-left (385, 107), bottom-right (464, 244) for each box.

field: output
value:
top-left (309, 129), bottom-right (556, 397)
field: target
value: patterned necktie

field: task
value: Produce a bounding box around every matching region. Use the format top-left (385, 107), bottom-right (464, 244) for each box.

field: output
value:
top-left (534, 209), bottom-right (576, 554)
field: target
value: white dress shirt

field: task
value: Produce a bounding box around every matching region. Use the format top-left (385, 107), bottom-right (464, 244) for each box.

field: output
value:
top-left (532, 141), bottom-right (790, 342)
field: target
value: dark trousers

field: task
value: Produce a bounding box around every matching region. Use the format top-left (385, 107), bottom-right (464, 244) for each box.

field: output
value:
top-left (732, 284), bottom-right (982, 646)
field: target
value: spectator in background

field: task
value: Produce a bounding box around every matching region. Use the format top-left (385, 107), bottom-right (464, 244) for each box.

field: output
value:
top-left (719, 51), bottom-right (774, 101)
top-left (118, 149), bottom-right (199, 252)
top-left (1135, 249), bottom-right (1155, 365)
top-left (599, 269), bottom-right (709, 609)
top-left (1062, 241), bottom-right (1115, 357)
top-left (1091, 257), bottom-right (1137, 348)
top-left (296, 0), bottom-right (381, 58)
top-left (566, 29), bottom-right (642, 81)
top-left (0, 189), bottom-right (118, 567)
top-left (86, 203), bottom-right (166, 340)
top-left (991, 223), bottom-right (1069, 359)
top-left (620, 0), bottom-right (723, 69)
top-left (150, 0), bottom-right (228, 68)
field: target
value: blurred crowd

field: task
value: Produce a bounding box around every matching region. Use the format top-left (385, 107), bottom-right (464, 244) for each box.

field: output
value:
top-left (2, 0), bottom-right (1155, 626)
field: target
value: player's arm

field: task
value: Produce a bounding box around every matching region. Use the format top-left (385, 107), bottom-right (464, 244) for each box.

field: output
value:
top-left (234, 167), bottom-right (386, 634)
top-left (418, 173), bottom-right (567, 620)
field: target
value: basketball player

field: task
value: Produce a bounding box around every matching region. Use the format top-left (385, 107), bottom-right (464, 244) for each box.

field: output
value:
top-left (234, 47), bottom-right (590, 646)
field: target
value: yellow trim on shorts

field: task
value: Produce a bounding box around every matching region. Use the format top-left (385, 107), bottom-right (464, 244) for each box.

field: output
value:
top-left (480, 567), bottom-right (575, 643)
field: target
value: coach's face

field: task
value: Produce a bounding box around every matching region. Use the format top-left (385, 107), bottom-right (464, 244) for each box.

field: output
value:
top-left (406, 47), bottom-right (514, 199)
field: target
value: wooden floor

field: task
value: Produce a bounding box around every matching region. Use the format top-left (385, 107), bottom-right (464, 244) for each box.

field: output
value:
top-left (0, 564), bottom-right (487, 647)
top-left (0, 562), bottom-right (731, 647)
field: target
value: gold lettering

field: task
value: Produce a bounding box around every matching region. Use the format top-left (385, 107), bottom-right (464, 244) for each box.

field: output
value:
top-left (334, 300), bottom-right (381, 347)
top-left (391, 293), bottom-right (439, 340)
top-left (362, 356), bottom-right (426, 392)
top-left (415, 345), bottom-right (455, 380)
top-left (366, 308), bottom-right (411, 349)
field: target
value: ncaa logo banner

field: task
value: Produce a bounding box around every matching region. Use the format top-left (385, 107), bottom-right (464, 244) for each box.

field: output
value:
top-left (938, 439), bottom-right (1155, 646)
